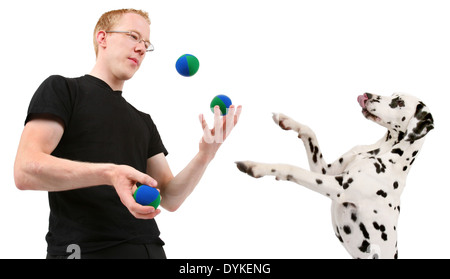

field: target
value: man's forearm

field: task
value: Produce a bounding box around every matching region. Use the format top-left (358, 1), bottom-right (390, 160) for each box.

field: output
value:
top-left (14, 151), bottom-right (115, 192)
top-left (160, 152), bottom-right (212, 212)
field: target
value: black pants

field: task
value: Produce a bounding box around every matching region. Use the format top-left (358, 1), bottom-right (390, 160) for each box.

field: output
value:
top-left (46, 243), bottom-right (166, 259)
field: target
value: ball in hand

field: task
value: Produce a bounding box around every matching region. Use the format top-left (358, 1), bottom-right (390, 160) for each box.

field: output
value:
top-left (133, 185), bottom-right (161, 209)
top-left (210, 94), bottom-right (232, 115)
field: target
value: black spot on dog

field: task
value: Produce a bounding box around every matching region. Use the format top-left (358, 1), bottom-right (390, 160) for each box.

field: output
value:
top-left (334, 176), bottom-right (354, 190)
top-left (359, 240), bottom-right (370, 253)
top-left (391, 148), bottom-right (404, 156)
top-left (316, 179), bottom-right (323, 185)
top-left (397, 131), bottom-right (405, 143)
top-left (386, 131), bottom-right (392, 141)
top-left (374, 163), bottom-right (383, 173)
top-left (344, 226), bottom-right (351, 234)
top-left (403, 166), bottom-right (408, 171)
top-left (373, 222), bottom-right (388, 240)
top-left (389, 96), bottom-right (406, 108)
top-left (286, 175), bottom-right (293, 181)
top-left (322, 168), bottom-right (327, 174)
top-left (374, 158), bottom-right (387, 173)
top-left (312, 146), bottom-right (319, 164)
top-left (351, 213), bottom-right (357, 222)
top-left (339, 158), bottom-right (344, 164)
top-left (373, 222), bottom-right (380, 230)
top-left (393, 181), bottom-right (399, 189)
top-left (368, 148), bottom-right (380, 155)
top-left (343, 178), bottom-right (354, 190)
top-left (412, 150), bottom-right (419, 157)
top-left (376, 190), bottom-right (387, 198)
top-left (308, 138), bottom-right (314, 153)
top-left (360, 223), bottom-right (370, 239)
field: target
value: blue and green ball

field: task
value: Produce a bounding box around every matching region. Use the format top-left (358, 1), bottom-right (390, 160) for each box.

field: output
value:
top-left (133, 185), bottom-right (161, 209)
top-left (175, 54), bottom-right (200, 77)
top-left (210, 95), bottom-right (232, 116)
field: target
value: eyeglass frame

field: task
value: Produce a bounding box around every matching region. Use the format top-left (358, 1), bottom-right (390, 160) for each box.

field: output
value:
top-left (105, 31), bottom-right (154, 52)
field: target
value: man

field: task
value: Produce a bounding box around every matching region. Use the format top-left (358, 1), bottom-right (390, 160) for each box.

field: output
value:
top-left (14, 9), bottom-right (242, 259)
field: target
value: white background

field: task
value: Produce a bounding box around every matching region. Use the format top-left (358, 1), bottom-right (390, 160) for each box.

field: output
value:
top-left (1, 0), bottom-right (449, 259)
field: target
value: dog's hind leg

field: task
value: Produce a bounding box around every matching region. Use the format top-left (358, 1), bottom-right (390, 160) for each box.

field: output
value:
top-left (236, 161), bottom-right (345, 201)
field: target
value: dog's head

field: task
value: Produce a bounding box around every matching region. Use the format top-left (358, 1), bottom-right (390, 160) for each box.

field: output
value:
top-left (358, 93), bottom-right (434, 142)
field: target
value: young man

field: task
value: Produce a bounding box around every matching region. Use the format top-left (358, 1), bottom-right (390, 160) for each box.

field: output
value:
top-left (14, 9), bottom-right (242, 259)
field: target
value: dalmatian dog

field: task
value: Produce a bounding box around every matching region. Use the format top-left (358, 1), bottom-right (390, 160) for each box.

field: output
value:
top-left (236, 93), bottom-right (434, 259)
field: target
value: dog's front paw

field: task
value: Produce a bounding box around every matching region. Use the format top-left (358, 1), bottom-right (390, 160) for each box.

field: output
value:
top-left (272, 113), bottom-right (292, 130)
top-left (235, 161), bottom-right (263, 178)
top-left (273, 113), bottom-right (305, 134)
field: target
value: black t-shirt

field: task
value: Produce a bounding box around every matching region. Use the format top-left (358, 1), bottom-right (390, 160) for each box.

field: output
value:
top-left (26, 74), bottom-right (168, 255)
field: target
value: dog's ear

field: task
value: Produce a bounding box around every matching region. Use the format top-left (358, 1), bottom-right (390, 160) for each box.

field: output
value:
top-left (406, 102), bottom-right (434, 142)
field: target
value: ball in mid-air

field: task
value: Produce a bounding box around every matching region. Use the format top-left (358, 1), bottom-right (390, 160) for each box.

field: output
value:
top-left (210, 94), bottom-right (232, 115)
top-left (133, 185), bottom-right (161, 209)
top-left (175, 54), bottom-right (200, 77)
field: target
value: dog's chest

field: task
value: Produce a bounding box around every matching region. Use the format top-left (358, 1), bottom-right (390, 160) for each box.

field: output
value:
top-left (339, 154), bottom-right (405, 200)
top-left (345, 152), bottom-right (400, 177)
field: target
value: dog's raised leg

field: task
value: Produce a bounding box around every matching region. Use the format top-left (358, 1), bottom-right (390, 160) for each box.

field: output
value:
top-left (272, 113), bottom-right (361, 176)
top-left (236, 161), bottom-right (346, 201)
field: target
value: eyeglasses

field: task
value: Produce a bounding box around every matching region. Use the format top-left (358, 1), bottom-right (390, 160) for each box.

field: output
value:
top-left (105, 31), bottom-right (154, 52)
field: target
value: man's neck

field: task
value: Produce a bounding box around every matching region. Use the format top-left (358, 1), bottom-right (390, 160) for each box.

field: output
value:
top-left (89, 64), bottom-right (125, 91)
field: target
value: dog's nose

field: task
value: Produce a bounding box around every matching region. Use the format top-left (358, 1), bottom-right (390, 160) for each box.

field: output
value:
top-left (358, 94), bottom-right (369, 108)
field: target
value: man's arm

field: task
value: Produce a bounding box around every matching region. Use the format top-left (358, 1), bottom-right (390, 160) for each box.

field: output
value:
top-left (149, 105), bottom-right (242, 212)
top-left (14, 115), bottom-right (159, 219)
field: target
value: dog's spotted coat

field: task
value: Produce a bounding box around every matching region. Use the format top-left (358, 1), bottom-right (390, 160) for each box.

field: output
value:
top-left (236, 93), bottom-right (434, 259)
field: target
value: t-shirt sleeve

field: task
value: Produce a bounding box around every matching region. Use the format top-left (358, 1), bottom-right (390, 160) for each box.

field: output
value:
top-left (25, 75), bottom-right (74, 127)
top-left (147, 114), bottom-right (169, 158)
top-left (146, 115), bottom-right (169, 158)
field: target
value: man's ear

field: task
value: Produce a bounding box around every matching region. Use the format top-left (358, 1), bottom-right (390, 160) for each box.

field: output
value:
top-left (96, 31), bottom-right (107, 50)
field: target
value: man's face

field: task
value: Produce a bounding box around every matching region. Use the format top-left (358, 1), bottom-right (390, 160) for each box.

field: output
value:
top-left (104, 13), bottom-right (150, 82)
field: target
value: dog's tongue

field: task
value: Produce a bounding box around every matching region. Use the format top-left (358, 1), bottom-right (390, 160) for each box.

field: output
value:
top-left (357, 94), bottom-right (368, 108)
